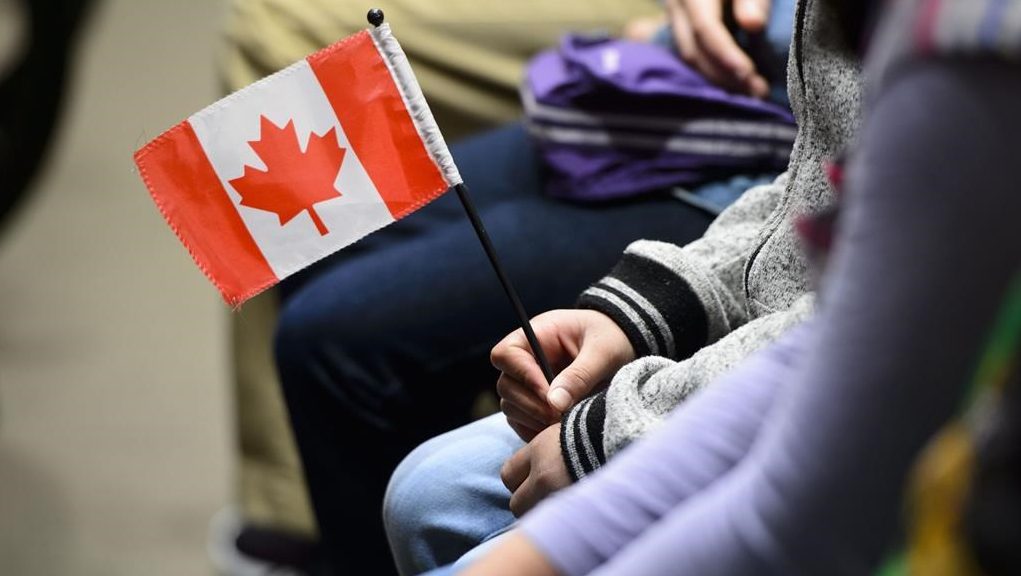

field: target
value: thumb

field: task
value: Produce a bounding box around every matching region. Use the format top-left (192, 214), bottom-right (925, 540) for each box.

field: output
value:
top-left (735, 0), bottom-right (770, 32)
top-left (546, 346), bottom-right (611, 412)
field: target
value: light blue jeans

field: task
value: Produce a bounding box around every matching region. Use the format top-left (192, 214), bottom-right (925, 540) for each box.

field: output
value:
top-left (384, 413), bottom-right (523, 575)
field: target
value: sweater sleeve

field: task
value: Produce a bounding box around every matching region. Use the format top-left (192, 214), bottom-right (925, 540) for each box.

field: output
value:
top-left (560, 295), bottom-right (813, 480)
top-left (576, 172), bottom-right (786, 361)
top-left (522, 57), bottom-right (1021, 576)
top-left (560, 167), bottom-right (794, 481)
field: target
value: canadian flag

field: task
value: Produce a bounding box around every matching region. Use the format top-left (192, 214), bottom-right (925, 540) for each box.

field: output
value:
top-left (135, 24), bottom-right (461, 306)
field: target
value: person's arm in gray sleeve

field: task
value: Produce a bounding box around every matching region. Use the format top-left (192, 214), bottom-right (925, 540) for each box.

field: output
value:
top-left (524, 322), bottom-right (814, 575)
top-left (561, 295), bottom-right (813, 479)
top-left (577, 174), bottom-right (787, 361)
top-left (560, 177), bottom-right (792, 479)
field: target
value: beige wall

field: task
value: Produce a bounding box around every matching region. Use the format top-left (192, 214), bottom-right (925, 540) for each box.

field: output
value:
top-left (0, 2), bottom-right (232, 574)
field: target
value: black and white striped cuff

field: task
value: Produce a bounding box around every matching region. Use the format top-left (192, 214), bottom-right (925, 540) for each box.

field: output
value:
top-left (560, 392), bottom-right (608, 481)
top-left (577, 252), bottom-right (708, 360)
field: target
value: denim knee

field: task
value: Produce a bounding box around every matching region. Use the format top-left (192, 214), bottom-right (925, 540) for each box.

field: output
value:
top-left (383, 415), bottom-right (522, 575)
top-left (383, 440), bottom-right (468, 547)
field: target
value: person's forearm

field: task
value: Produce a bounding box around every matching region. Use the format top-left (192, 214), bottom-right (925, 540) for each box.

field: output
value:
top-left (522, 323), bottom-right (812, 575)
top-left (559, 293), bottom-right (812, 482)
top-left (577, 174), bottom-right (787, 360)
top-left (460, 532), bottom-right (560, 576)
top-left (600, 294), bottom-right (812, 460)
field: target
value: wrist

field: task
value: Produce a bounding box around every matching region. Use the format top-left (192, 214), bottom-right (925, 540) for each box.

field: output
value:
top-left (578, 245), bottom-right (709, 360)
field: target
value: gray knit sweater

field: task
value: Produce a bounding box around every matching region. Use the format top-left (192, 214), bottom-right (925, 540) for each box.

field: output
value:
top-left (562, 0), bottom-right (862, 479)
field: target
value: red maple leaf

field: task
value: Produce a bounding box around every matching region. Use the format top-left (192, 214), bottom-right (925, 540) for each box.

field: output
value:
top-left (230, 116), bottom-right (346, 235)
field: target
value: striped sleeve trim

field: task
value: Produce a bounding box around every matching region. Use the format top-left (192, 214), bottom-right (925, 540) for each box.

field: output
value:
top-left (560, 392), bottom-right (607, 481)
top-left (577, 251), bottom-right (709, 360)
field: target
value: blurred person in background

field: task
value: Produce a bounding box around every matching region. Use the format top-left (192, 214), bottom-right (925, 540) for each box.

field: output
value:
top-left (0, 0), bottom-right (96, 234)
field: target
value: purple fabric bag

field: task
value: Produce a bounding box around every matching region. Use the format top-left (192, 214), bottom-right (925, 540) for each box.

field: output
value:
top-left (524, 35), bottom-right (796, 202)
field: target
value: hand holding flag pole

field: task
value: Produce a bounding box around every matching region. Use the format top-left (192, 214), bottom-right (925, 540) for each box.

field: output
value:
top-left (366, 10), bottom-right (555, 386)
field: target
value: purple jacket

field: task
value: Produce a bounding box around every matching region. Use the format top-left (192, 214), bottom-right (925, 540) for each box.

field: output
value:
top-left (524, 35), bottom-right (796, 202)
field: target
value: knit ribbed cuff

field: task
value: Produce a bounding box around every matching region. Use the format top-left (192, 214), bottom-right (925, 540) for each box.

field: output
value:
top-left (577, 251), bottom-right (708, 360)
top-left (560, 392), bottom-right (608, 481)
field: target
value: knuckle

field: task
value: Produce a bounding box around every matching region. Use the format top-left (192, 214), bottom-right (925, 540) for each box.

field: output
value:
top-left (562, 366), bottom-right (594, 394)
top-left (491, 334), bottom-right (524, 366)
top-left (535, 469), bottom-right (562, 494)
top-left (688, 15), bottom-right (713, 39)
top-left (496, 376), bottom-right (511, 398)
top-left (534, 470), bottom-right (552, 491)
top-left (490, 345), bottom-right (510, 368)
top-left (499, 399), bottom-right (515, 419)
top-left (569, 365), bottom-right (592, 387)
top-left (508, 494), bottom-right (522, 517)
top-left (691, 25), bottom-right (724, 51)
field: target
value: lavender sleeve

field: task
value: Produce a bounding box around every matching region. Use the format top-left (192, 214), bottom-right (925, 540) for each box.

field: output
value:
top-left (521, 323), bottom-right (813, 575)
top-left (519, 58), bottom-right (1021, 576)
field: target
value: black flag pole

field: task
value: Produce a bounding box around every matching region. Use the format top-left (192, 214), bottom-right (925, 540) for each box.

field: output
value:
top-left (367, 8), bottom-right (556, 386)
top-left (452, 182), bottom-right (556, 385)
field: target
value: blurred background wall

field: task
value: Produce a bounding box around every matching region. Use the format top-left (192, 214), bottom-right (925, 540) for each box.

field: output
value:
top-left (0, 1), bottom-right (233, 573)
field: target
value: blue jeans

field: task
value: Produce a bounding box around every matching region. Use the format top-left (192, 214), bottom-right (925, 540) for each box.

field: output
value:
top-left (384, 414), bottom-right (520, 575)
top-left (274, 123), bottom-right (714, 574)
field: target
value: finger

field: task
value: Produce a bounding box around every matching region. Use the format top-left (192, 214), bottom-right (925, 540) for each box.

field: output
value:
top-left (497, 374), bottom-right (559, 422)
top-left (746, 73), bottom-right (770, 99)
top-left (509, 478), bottom-right (544, 517)
top-left (734, 0), bottom-right (770, 32)
top-left (666, 0), bottom-right (698, 59)
top-left (546, 342), bottom-right (618, 412)
top-left (495, 373), bottom-right (546, 407)
top-left (504, 477), bottom-right (530, 516)
top-left (689, 36), bottom-right (765, 98)
top-left (491, 331), bottom-right (550, 396)
top-left (622, 15), bottom-right (667, 43)
top-left (500, 446), bottom-right (531, 492)
top-left (500, 399), bottom-right (551, 435)
top-left (684, 0), bottom-right (758, 89)
top-left (507, 419), bottom-right (541, 443)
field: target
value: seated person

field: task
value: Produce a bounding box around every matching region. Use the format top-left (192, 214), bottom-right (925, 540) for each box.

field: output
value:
top-left (384, 0), bottom-right (853, 572)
